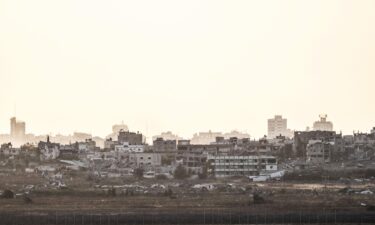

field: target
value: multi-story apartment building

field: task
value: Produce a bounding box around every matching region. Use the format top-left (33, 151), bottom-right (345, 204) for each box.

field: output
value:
top-left (313, 114), bottom-right (333, 131)
top-left (306, 140), bottom-right (333, 164)
top-left (10, 117), bottom-right (26, 147)
top-left (118, 130), bottom-right (143, 145)
top-left (208, 155), bottom-right (277, 177)
top-left (153, 138), bottom-right (177, 152)
top-left (114, 142), bottom-right (144, 153)
top-left (268, 115), bottom-right (293, 139)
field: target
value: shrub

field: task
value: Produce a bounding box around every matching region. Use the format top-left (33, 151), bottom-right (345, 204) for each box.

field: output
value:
top-left (1, 189), bottom-right (14, 199)
top-left (173, 165), bottom-right (188, 179)
top-left (253, 193), bottom-right (265, 204)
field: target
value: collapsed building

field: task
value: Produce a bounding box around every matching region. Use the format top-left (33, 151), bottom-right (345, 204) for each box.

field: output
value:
top-left (38, 137), bottom-right (60, 161)
top-left (294, 131), bottom-right (340, 158)
top-left (306, 140), bottom-right (334, 164)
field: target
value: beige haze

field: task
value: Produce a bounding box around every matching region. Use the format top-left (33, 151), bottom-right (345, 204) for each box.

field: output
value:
top-left (0, 0), bottom-right (374, 140)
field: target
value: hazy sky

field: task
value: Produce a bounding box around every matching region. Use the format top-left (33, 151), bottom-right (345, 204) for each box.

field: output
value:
top-left (1, 0), bottom-right (374, 140)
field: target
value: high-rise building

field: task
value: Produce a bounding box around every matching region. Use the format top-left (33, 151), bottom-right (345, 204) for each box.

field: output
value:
top-left (106, 122), bottom-right (129, 141)
top-left (267, 115), bottom-right (292, 139)
top-left (313, 114), bottom-right (333, 131)
top-left (10, 117), bottom-right (26, 146)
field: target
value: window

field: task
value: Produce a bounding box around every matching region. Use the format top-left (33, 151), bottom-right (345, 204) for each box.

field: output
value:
top-left (268, 159), bottom-right (276, 164)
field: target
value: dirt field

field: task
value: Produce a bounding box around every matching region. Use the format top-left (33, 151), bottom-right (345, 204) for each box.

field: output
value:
top-left (1, 172), bottom-right (375, 214)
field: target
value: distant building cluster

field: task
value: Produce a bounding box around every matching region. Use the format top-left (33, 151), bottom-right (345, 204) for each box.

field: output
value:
top-left (1, 115), bottom-right (374, 179)
top-left (191, 130), bottom-right (250, 145)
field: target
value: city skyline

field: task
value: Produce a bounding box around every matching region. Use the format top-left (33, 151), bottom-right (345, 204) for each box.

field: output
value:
top-left (1, 114), bottom-right (373, 142)
top-left (1, 1), bottom-right (375, 223)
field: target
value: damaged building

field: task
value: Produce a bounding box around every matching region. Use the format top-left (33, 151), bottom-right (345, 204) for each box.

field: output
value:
top-left (306, 140), bottom-right (334, 164)
top-left (208, 155), bottom-right (278, 177)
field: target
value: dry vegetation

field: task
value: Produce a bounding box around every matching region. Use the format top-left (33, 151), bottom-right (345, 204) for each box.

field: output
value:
top-left (1, 171), bottom-right (375, 215)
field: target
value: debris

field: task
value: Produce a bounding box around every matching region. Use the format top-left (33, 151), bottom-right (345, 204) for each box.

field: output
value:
top-left (23, 195), bottom-right (33, 204)
top-left (25, 168), bottom-right (35, 173)
top-left (151, 184), bottom-right (166, 189)
top-left (250, 176), bottom-right (269, 182)
top-left (192, 184), bottom-right (215, 191)
top-left (359, 190), bottom-right (373, 195)
top-left (269, 170), bottom-right (286, 179)
top-left (338, 187), bottom-right (355, 194)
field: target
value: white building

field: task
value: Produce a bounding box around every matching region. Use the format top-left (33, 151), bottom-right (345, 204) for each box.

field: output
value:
top-left (10, 117), bottom-right (26, 147)
top-left (313, 114), bottom-right (333, 131)
top-left (268, 115), bottom-right (293, 139)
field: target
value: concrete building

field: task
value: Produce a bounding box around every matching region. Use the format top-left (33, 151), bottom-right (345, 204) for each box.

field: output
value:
top-left (191, 130), bottom-right (223, 145)
top-left (306, 140), bottom-right (333, 164)
top-left (114, 142), bottom-right (144, 153)
top-left (153, 138), bottom-right (177, 152)
top-left (313, 114), bottom-right (333, 131)
top-left (294, 130), bottom-right (338, 157)
top-left (118, 130), bottom-right (143, 145)
top-left (106, 122), bottom-right (129, 140)
top-left (267, 115), bottom-right (293, 139)
top-left (177, 140), bottom-right (233, 155)
top-left (38, 137), bottom-right (60, 161)
top-left (222, 130), bottom-right (251, 140)
top-left (77, 139), bottom-right (97, 153)
top-left (176, 152), bottom-right (207, 174)
top-left (59, 144), bottom-right (78, 159)
top-left (208, 155), bottom-right (278, 177)
top-left (73, 132), bottom-right (92, 141)
top-left (152, 131), bottom-right (181, 141)
top-left (129, 153), bottom-right (162, 168)
top-left (0, 143), bottom-right (20, 156)
top-left (104, 138), bottom-right (118, 150)
top-left (10, 117), bottom-right (26, 146)
top-left (191, 130), bottom-right (250, 145)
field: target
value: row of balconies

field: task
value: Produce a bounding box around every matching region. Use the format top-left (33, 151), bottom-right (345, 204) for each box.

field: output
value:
top-left (213, 162), bottom-right (277, 166)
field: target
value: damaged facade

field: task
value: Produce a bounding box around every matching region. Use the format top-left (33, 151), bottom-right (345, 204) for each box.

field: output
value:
top-left (208, 155), bottom-right (278, 177)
